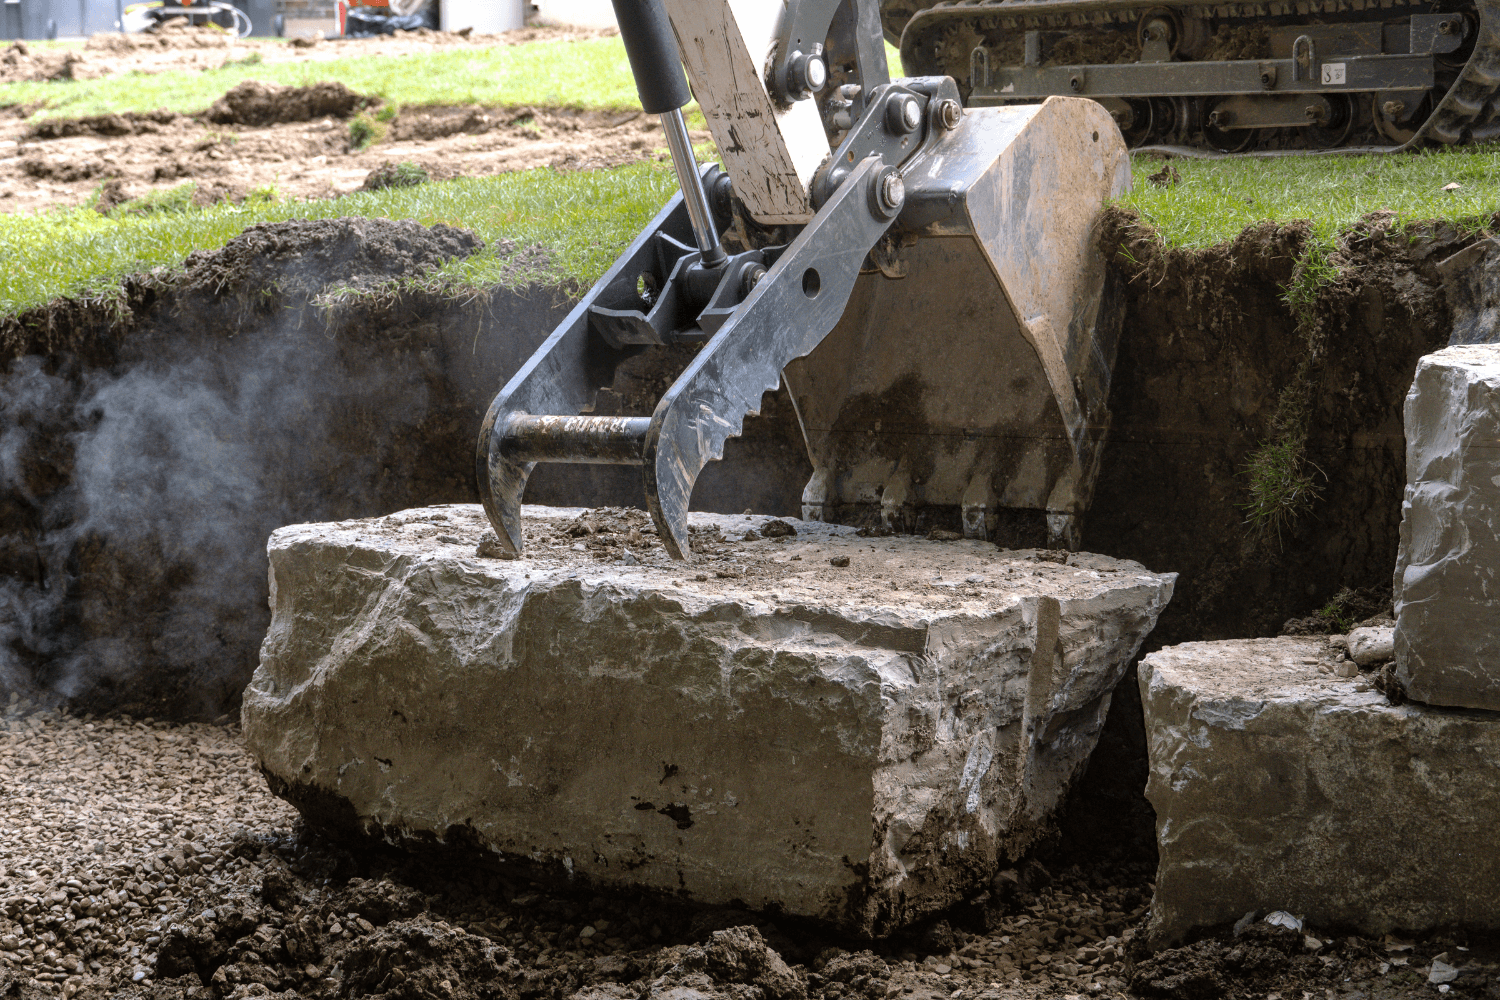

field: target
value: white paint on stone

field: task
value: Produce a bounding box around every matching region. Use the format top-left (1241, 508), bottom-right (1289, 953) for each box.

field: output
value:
top-left (1141, 636), bottom-right (1500, 947)
top-left (242, 504), bottom-right (1173, 936)
top-left (1395, 344), bottom-right (1500, 709)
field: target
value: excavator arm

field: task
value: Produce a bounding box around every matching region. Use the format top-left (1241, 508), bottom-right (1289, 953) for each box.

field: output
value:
top-left (478, 0), bottom-right (1130, 560)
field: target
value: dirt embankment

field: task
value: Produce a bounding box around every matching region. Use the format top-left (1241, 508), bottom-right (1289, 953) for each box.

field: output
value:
top-left (1086, 207), bottom-right (1471, 648)
top-left (0, 25), bottom-right (685, 215)
top-left (0, 219), bottom-right (807, 720)
top-left (3, 81), bottom-right (685, 215)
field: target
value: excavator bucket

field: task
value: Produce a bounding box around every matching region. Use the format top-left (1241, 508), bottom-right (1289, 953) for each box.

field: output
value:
top-left (787, 98), bottom-right (1129, 547)
top-left (476, 0), bottom-right (1130, 559)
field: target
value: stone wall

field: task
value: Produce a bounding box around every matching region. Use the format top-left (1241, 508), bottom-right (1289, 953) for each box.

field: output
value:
top-left (1395, 344), bottom-right (1500, 709)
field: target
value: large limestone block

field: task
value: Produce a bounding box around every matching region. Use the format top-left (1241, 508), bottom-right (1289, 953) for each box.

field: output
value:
top-left (1395, 344), bottom-right (1500, 709)
top-left (243, 504), bottom-right (1174, 936)
top-left (1141, 637), bottom-right (1500, 947)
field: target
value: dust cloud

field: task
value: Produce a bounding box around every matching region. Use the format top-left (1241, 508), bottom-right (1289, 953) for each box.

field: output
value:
top-left (0, 316), bottom-right (430, 716)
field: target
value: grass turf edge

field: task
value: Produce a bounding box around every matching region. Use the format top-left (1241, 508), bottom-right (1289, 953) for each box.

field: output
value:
top-left (0, 160), bottom-right (681, 320)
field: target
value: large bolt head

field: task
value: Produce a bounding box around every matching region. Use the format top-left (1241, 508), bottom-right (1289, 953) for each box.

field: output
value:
top-left (867, 164), bottom-right (905, 219)
top-left (787, 50), bottom-right (827, 98)
top-left (885, 94), bottom-right (922, 134)
top-left (903, 98), bottom-right (922, 130)
top-left (804, 55), bottom-right (827, 92)
top-left (879, 171), bottom-right (905, 213)
top-left (936, 98), bottom-right (962, 130)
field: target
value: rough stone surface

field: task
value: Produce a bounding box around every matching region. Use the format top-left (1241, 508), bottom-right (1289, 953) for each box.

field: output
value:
top-left (242, 504), bottom-right (1175, 937)
top-left (1140, 636), bottom-right (1500, 947)
top-left (1348, 625), bottom-right (1395, 666)
top-left (1395, 344), bottom-right (1500, 709)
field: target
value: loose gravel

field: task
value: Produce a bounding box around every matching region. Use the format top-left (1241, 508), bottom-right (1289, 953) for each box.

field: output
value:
top-left (4, 693), bottom-right (1496, 1000)
top-left (0, 695), bottom-right (297, 996)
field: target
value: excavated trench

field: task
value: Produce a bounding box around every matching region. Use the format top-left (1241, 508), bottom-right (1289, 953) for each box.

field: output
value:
top-left (0, 205), bottom-right (1493, 997)
top-left (3, 205), bottom-right (1477, 719)
top-left (0, 217), bottom-right (811, 719)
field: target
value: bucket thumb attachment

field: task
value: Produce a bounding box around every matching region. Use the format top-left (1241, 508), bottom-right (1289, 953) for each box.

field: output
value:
top-left (477, 157), bottom-right (896, 560)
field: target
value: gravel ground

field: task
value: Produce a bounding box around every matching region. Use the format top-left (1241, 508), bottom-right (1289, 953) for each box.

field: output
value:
top-left (4, 693), bottom-right (1498, 1000)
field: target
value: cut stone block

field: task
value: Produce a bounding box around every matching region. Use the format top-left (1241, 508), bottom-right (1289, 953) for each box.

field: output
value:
top-left (1141, 637), bottom-right (1500, 947)
top-left (242, 504), bottom-right (1174, 936)
top-left (1395, 344), bottom-right (1500, 709)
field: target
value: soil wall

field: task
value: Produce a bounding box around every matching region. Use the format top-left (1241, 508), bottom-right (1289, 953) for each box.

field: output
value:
top-left (0, 220), bottom-right (809, 720)
top-left (1087, 209), bottom-right (1473, 648)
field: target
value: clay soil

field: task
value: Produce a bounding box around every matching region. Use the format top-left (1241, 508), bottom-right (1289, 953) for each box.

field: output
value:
top-left (1085, 207), bottom-right (1466, 650)
top-left (0, 27), bottom-right (694, 215)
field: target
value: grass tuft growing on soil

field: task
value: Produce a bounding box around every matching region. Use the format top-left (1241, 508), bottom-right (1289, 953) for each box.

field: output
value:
top-left (1119, 144), bottom-right (1500, 248)
top-left (1239, 431), bottom-right (1325, 546)
top-left (0, 161), bottom-right (680, 314)
top-left (0, 35), bottom-right (642, 119)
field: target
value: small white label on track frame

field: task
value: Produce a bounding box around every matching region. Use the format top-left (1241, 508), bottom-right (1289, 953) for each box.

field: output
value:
top-left (1322, 62), bottom-right (1347, 85)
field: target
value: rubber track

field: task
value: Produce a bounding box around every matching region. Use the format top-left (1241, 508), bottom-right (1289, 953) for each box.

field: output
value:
top-left (1413, 0), bottom-right (1500, 145)
top-left (898, 0), bottom-right (1500, 149)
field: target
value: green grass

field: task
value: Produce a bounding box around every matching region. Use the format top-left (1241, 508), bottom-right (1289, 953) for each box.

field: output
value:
top-left (1119, 144), bottom-right (1500, 248)
top-left (0, 161), bottom-right (681, 314)
top-left (0, 35), bottom-right (642, 119)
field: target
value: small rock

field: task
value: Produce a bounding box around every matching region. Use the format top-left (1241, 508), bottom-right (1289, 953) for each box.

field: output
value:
top-left (927, 529), bottom-right (961, 541)
top-left (1265, 911), bottom-right (1302, 931)
top-left (743, 530), bottom-right (761, 541)
top-left (475, 532), bottom-right (516, 559)
top-left (1303, 935), bottom-right (1322, 952)
top-left (1430, 958), bottom-right (1459, 983)
top-left (829, 555), bottom-right (850, 567)
top-left (1348, 625), bottom-right (1395, 665)
top-left (1334, 661), bottom-right (1359, 678)
top-left (621, 551), bottom-right (640, 566)
top-left (760, 520), bottom-right (797, 538)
